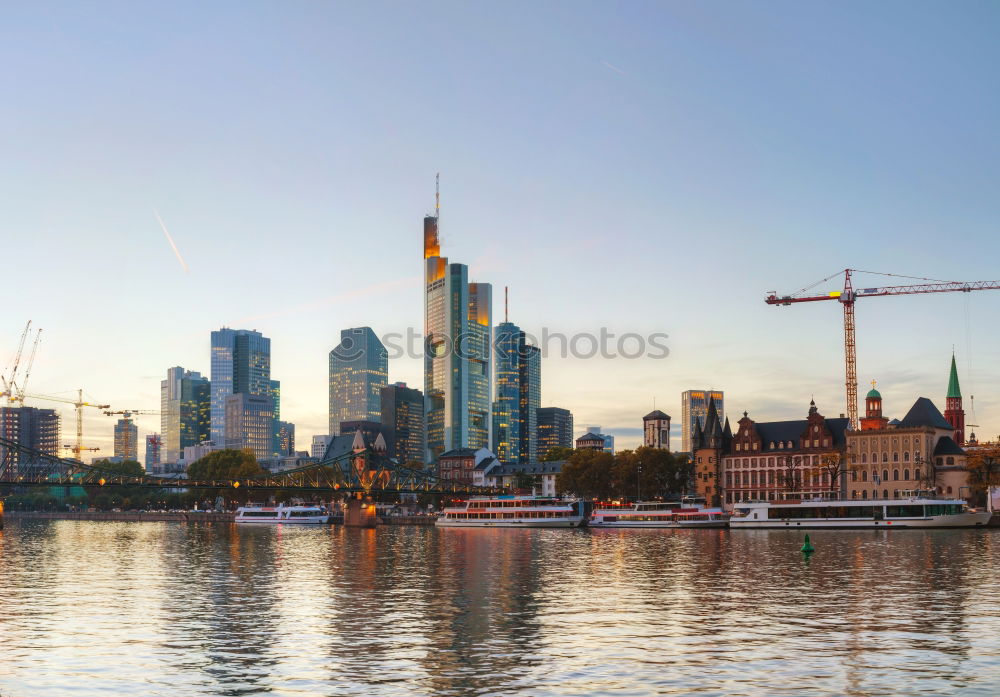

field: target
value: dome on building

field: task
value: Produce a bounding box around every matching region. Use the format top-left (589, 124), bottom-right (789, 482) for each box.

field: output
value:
top-left (866, 387), bottom-right (881, 398)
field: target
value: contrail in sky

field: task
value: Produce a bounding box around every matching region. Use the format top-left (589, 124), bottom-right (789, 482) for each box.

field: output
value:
top-left (602, 60), bottom-right (626, 75)
top-left (154, 208), bottom-right (189, 274)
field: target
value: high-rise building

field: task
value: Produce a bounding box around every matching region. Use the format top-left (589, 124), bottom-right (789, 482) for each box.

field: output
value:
top-left (0, 406), bottom-right (60, 473)
top-left (537, 407), bottom-right (573, 459)
top-left (270, 379), bottom-right (282, 456)
top-left (381, 382), bottom-right (425, 465)
top-left (311, 435), bottom-right (333, 459)
top-left (329, 327), bottom-right (388, 436)
top-left (492, 322), bottom-right (540, 464)
top-left (161, 366), bottom-right (211, 463)
top-left (114, 418), bottom-right (138, 461)
top-left (424, 199), bottom-right (492, 461)
top-left (276, 421), bottom-right (295, 456)
top-left (210, 328), bottom-right (271, 444)
top-left (145, 434), bottom-right (162, 471)
top-left (224, 393), bottom-right (274, 461)
top-left (681, 390), bottom-right (724, 453)
top-left (643, 410), bottom-right (671, 450)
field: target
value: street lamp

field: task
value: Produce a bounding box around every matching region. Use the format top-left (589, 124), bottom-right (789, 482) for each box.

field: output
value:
top-left (637, 462), bottom-right (642, 502)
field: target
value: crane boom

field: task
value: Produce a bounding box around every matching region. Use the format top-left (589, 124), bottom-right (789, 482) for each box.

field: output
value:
top-left (766, 268), bottom-right (1000, 431)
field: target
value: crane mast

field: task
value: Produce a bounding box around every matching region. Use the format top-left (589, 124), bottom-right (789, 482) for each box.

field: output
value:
top-left (766, 268), bottom-right (1000, 431)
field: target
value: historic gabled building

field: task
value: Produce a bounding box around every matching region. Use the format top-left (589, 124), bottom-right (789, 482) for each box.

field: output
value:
top-left (691, 398), bottom-right (729, 506)
top-left (719, 401), bottom-right (850, 508)
top-left (846, 384), bottom-right (969, 500)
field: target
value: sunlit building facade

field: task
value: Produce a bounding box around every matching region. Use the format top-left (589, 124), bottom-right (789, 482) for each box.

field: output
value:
top-left (224, 393), bottom-right (274, 461)
top-left (681, 389), bottom-right (724, 453)
top-left (492, 322), bottom-right (540, 464)
top-left (161, 366), bottom-right (211, 463)
top-left (329, 327), bottom-right (388, 436)
top-left (424, 210), bottom-right (492, 461)
top-left (0, 406), bottom-right (60, 473)
top-left (113, 418), bottom-right (138, 462)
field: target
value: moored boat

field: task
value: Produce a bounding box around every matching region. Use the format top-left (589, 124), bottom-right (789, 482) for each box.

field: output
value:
top-left (436, 495), bottom-right (587, 527)
top-left (729, 495), bottom-right (990, 529)
top-left (590, 501), bottom-right (729, 528)
top-left (235, 503), bottom-right (330, 525)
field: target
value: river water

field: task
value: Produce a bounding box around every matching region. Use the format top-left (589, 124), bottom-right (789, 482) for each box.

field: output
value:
top-left (0, 520), bottom-right (998, 696)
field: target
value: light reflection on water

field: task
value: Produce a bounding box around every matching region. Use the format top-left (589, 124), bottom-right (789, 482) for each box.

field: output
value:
top-left (0, 521), bottom-right (998, 696)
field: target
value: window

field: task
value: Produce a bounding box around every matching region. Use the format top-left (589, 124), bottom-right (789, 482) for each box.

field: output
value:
top-left (862, 471), bottom-right (868, 482)
top-left (862, 490), bottom-right (868, 500)
top-left (883, 489), bottom-right (889, 499)
top-left (914, 468), bottom-right (921, 480)
top-left (851, 471), bottom-right (857, 482)
top-left (769, 441), bottom-right (775, 449)
top-left (883, 453), bottom-right (889, 463)
top-left (893, 469), bottom-right (899, 481)
top-left (946, 457), bottom-right (954, 465)
top-left (903, 469), bottom-right (910, 481)
top-left (861, 453), bottom-right (867, 464)
top-left (882, 469), bottom-right (889, 482)
top-left (893, 452), bottom-right (899, 462)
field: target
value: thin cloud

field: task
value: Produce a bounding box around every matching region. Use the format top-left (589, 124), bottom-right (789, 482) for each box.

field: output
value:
top-left (154, 209), bottom-right (190, 274)
top-left (602, 60), bottom-right (626, 75)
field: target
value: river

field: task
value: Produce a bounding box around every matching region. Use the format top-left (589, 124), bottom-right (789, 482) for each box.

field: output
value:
top-left (0, 520), bottom-right (998, 696)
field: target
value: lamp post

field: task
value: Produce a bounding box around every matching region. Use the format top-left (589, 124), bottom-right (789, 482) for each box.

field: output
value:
top-left (637, 462), bottom-right (642, 502)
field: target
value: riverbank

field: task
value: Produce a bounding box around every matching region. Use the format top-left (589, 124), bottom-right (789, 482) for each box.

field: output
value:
top-left (2, 511), bottom-right (437, 525)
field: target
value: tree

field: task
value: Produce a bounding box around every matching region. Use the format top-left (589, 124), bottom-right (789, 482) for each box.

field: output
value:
top-left (778, 455), bottom-right (802, 494)
top-left (806, 453), bottom-right (844, 494)
top-left (556, 449), bottom-right (615, 499)
top-left (967, 446), bottom-right (1000, 505)
top-left (91, 458), bottom-right (144, 478)
top-left (541, 446), bottom-right (575, 462)
top-left (187, 449), bottom-right (265, 481)
top-left (612, 448), bottom-right (692, 500)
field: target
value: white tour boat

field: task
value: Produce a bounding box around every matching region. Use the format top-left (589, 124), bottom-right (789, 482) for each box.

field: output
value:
top-left (729, 495), bottom-right (990, 529)
top-left (590, 501), bottom-right (729, 528)
top-left (235, 504), bottom-right (330, 525)
top-left (436, 496), bottom-right (587, 528)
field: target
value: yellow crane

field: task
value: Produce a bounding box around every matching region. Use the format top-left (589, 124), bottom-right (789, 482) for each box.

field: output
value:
top-left (24, 390), bottom-right (111, 461)
top-left (103, 409), bottom-right (175, 461)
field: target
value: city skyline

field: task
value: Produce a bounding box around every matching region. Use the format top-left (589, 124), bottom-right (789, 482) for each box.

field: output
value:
top-left (3, 2), bottom-right (999, 457)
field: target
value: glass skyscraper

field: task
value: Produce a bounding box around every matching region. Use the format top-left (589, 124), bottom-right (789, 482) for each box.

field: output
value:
top-left (537, 407), bottom-right (574, 458)
top-left (381, 382), bottom-right (425, 465)
top-left (329, 327), bottom-right (388, 436)
top-left (113, 418), bottom-right (138, 461)
top-left (210, 328), bottom-right (271, 445)
top-left (161, 366), bottom-right (211, 463)
top-left (424, 211), bottom-right (492, 461)
top-left (492, 323), bottom-right (540, 464)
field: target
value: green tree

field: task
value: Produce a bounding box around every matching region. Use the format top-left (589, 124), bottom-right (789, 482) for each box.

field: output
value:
top-left (556, 449), bottom-right (615, 499)
top-left (187, 449), bottom-right (265, 481)
top-left (613, 448), bottom-right (692, 500)
top-left (541, 446), bottom-right (575, 462)
top-left (90, 459), bottom-right (144, 478)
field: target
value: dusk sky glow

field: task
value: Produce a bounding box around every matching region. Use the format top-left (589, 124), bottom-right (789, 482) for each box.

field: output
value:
top-left (3, 1), bottom-right (999, 454)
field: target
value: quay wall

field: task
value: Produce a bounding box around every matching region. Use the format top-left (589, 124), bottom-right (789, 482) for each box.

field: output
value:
top-left (5, 511), bottom-right (234, 523)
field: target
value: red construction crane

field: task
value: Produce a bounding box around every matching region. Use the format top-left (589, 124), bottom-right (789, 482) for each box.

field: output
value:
top-left (766, 269), bottom-right (1000, 431)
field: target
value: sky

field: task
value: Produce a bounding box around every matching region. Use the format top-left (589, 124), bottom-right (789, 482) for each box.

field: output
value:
top-left (2, 1), bottom-right (999, 458)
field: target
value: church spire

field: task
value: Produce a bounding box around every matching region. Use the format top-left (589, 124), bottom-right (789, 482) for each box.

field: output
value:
top-left (947, 353), bottom-right (962, 399)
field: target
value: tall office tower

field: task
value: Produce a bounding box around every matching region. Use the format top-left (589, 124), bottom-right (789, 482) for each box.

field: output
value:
top-left (680, 390), bottom-right (724, 452)
top-left (224, 393), bottom-right (275, 461)
top-left (114, 418), bottom-right (138, 461)
top-left (276, 421), bottom-right (295, 456)
top-left (329, 327), bottom-right (388, 436)
top-left (145, 434), bottom-right (162, 471)
top-left (0, 406), bottom-right (60, 473)
top-left (492, 320), bottom-right (541, 464)
top-left (537, 407), bottom-right (574, 459)
top-left (161, 366), bottom-right (211, 463)
top-left (424, 191), bottom-right (492, 461)
top-left (270, 379), bottom-right (282, 456)
top-left (518, 344), bottom-right (540, 463)
top-left (492, 321), bottom-right (522, 463)
top-left (381, 382), bottom-right (425, 464)
top-left (210, 328), bottom-right (271, 444)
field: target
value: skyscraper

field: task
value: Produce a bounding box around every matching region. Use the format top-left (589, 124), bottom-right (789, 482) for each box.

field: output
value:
top-left (537, 407), bottom-right (574, 459)
top-left (161, 366), bottom-right (211, 463)
top-left (276, 421), bottom-right (295, 456)
top-left (492, 320), bottom-right (540, 464)
top-left (381, 382), bottom-right (425, 465)
top-left (0, 406), bottom-right (60, 473)
top-left (424, 191), bottom-right (492, 461)
top-left (114, 418), bottom-right (138, 461)
top-left (329, 327), bottom-right (388, 436)
top-left (681, 390), bottom-right (724, 452)
top-left (210, 328), bottom-right (271, 444)
top-left (224, 393), bottom-right (275, 461)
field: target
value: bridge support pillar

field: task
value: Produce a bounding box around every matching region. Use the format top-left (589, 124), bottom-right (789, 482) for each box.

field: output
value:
top-left (344, 496), bottom-right (377, 527)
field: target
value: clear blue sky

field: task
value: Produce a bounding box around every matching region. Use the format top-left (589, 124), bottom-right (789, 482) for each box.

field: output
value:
top-left (3, 1), bottom-right (999, 455)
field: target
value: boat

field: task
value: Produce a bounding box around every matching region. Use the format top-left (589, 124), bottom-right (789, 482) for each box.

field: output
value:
top-left (589, 500), bottom-right (729, 528)
top-left (728, 494), bottom-right (991, 529)
top-left (235, 503), bottom-right (330, 525)
top-left (436, 495), bottom-right (587, 527)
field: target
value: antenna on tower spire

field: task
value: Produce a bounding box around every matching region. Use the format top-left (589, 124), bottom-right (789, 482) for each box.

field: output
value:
top-left (435, 172), bottom-right (440, 220)
top-left (504, 286), bottom-right (509, 323)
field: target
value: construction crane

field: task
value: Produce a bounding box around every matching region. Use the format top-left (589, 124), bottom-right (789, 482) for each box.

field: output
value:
top-left (103, 409), bottom-right (176, 461)
top-left (1, 321), bottom-right (41, 406)
top-left (766, 269), bottom-right (1000, 431)
top-left (23, 390), bottom-right (111, 461)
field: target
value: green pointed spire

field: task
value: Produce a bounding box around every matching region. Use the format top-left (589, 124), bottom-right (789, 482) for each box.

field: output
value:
top-left (947, 353), bottom-right (962, 399)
